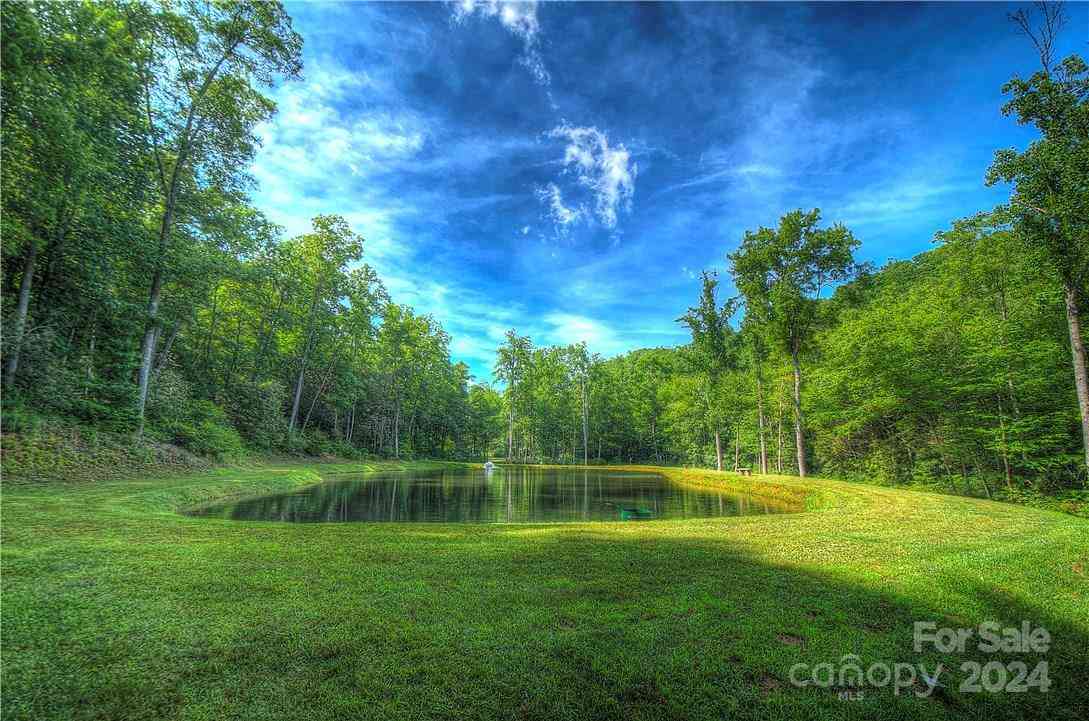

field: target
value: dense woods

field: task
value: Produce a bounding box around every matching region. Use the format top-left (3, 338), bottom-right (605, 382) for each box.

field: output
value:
top-left (1, 2), bottom-right (1085, 503)
top-left (1, 1), bottom-right (500, 461)
top-left (496, 208), bottom-right (1084, 501)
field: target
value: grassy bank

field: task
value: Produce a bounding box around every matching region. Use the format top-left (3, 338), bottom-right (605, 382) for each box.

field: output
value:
top-left (3, 462), bottom-right (1087, 720)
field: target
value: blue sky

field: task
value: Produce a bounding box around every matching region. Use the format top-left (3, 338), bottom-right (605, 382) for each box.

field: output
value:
top-left (249, 1), bottom-right (1088, 381)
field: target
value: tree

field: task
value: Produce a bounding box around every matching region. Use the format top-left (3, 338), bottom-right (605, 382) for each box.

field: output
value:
top-left (128, 0), bottom-right (303, 432)
top-left (729, 209), bottom-right (859, 477)
top-left (679, 271), bottom-right (740, 471)
top-left (567, 342), bottom-right (595, 465)
top-left (987, 3), bottom-right (1089, 475)
top-left (741, 317), bottom-right (770, 474)
top-left (282, 216), bottom-right (364, 434)
top-left (494, 330), bottom-right (531, 461)
top-left (2, 1), bottom-right (146, 391)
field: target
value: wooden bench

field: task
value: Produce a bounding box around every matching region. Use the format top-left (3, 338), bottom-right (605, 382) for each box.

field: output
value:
top-left (735, 467), bottom-right (753, 476)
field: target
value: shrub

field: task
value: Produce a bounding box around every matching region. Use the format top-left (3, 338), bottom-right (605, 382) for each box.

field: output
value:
top-left (0, 403), bottom-right (46, 434)
top-left (147, 370), bottom-right (246, 460)
top-left (158, 400), bottom-right (245, 461)
top-left (223, 379), bottom-right (288, 450)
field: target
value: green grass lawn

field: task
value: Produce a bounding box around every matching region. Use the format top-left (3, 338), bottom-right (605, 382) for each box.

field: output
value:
top-left (3, 462), bottom-right (1087, 720)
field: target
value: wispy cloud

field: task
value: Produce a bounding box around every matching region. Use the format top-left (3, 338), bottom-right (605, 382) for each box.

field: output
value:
top-left (536, 182), bottom-right (585, 229)
top-left (540, 123), bottom-right (638, 231)
top-left (242, 1), bottom-right (1039, 381)
top-left (541, 312), bottom-right (623, 353)
top-left (451, 0), bottom-right (550, 85)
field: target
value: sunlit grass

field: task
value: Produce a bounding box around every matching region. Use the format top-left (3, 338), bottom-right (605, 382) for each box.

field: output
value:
top-left (3, 461), bottom-right (1087, 720)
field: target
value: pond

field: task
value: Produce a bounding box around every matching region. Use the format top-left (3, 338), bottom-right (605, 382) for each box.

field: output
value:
top-left (189, 467), bottom-right (798, 524)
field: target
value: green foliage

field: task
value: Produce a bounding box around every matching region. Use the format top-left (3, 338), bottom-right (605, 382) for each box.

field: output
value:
top-left (0, 421), bottom-right (211, 482)
top-left (224, 379), bottom-right (288, 449)
top-left (1, 2), bottom-right (1084, 506)
top-left (146, 369), bottom-right (244, 460)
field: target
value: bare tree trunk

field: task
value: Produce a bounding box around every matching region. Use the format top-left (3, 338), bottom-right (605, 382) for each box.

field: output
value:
top-left (84, 325), bottom-right (96, 386)
top-left (714, 430), bottom-right (723, 471)
top-left (3, 242), bottom-right (38, 390)
top-left (136, 143), bottom-right (186, 435)
top-left (199, 284), bottom-right (221, 375)
top-left (651, 418), bottom-right (661, 463)
top-left (734, 425), bottom-right (740, 471)
top-left (755, 371), bottom-right (768, 474)
top-left (151, 324), bottom-right (180, 389)
top-left (135, 265), bottom-right (164, 435)
top-left (581, 379), bottom-right (589, 466)
top-left (507, 405), bottom-right (514, 461)
top-left (997, 396), bottom-right (1014, 490)
top-left (288, 284), bottom-right (324, 434)
top-left (301, 361), bottom-right (336, 433)
top-left (133, 39), bottom-right (237, 433)
top-left (394, 402), bottom-right (400, 458)
top-left (776, 394), bottom-right (784, 473)
top-left (288, 361), bottom-right (306, 433)
top-left (1064, 283), bottom-right (1089, 476)
top-left (791, 345), bottom-right (808, 477)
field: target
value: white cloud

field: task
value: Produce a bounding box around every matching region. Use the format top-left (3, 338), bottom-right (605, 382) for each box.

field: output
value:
top-left (542, 312), bottom-right (622, 353)
top-left (245, 58), bottom-right (435, 321)
top-left (536, 182), bottom-right (585, 228)
top-left (541, 123), bottom-right (638, 230)
top-left (451, 1), bottom-right (550, 85)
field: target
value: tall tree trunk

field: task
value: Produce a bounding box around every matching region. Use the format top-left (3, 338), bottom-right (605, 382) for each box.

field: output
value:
top-left (250, 286), bottom-right (286, 382)
top-left (394, 402), bottom-right (400, 458)
top-left (136, 138), bottom-right (188, 435)
top-left (151, 324), bottom-right (180, 390)
top-left (1064, 282), bottom-right (1089, 476)
top-left (288, 285), bottom-right (324, 434)
top-left (651, 418), bottom-right (660, 463)
top-left (133, 38), bottom-right (237, 432)
top-left (755, 370), bottom-right (768, 474)
top-left (301, 361), bottom-right (335, 433)
top-left (199, 284), bottom-right (221, 375)
top-left (998, 396), bottom-right (1014, 490)
top-left (135, 265), bottom-right (164, 435)
top-left (581, 380), bottom-right (589, 466)
top-left (734, 425), bottom-right (740, 471)
top-left (776, 397), bottom-right (784, 474)
top-left (714, 430), bottom-right (723, 471)
top-left (288, 360), bottom-right (306, 433)
top-left (3, 242), bottom-right (38, 390)
top-left (791, 345), bottom-right (808, 477)
top-left (507, 382), bottom-right (515, 462)
top-left (84, 324), bottom-right (97, 389)
top-left (220, 314), bottom-right (244, 397)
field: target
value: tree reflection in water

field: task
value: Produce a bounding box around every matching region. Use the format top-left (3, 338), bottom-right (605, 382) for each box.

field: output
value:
top-left (190, 467), bottom-right (798, 524)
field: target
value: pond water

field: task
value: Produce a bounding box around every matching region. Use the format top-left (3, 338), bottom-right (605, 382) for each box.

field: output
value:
top-left (188, 467), bottom-right (798, 524)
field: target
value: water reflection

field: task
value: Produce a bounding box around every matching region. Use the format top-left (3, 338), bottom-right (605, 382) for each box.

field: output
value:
top-left (188, 467), bottom-right (797, 524)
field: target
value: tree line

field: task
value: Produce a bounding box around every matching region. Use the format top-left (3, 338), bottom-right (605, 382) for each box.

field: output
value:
top-left (2, 3), bottom-right (1085, 499)
top-left (487, 5), bottom-right (1087, 499)
top-left (1, 1), bottom-right (503, 460)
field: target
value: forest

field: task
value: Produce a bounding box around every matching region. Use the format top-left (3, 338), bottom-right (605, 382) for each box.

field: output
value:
top-left (3, 4), bottom-right (1088, 721)
top-left (2, 1), bottom-right (1086, 508)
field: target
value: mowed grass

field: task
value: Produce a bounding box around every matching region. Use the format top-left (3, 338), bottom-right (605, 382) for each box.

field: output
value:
top-left (2, 461), bottom-right (1087, 720)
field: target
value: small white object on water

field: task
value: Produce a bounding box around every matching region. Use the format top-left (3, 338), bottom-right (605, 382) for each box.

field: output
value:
top-left (484, 461), bottom-right (495, 473)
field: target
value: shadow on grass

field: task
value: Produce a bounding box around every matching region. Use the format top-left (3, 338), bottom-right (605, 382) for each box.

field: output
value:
top-left (3, 520), bottom-right (1087, 721)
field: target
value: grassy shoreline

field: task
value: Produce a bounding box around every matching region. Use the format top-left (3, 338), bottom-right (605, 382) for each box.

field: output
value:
top-left (3, 461), bottom-right (1087, 720)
